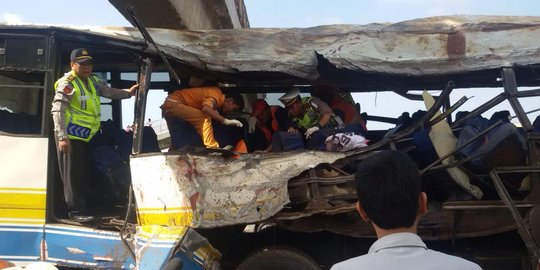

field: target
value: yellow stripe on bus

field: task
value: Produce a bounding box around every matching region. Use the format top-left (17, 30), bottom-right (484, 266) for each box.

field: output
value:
top-left (0, 193), bottom-right (46, 209)
top-left (137, 211), bottom-right (193, 226)
top-left (137, 206), bottom-right (192, 212)
top-left (0, 187), bottom-right (46, 192)
top-left (0, 208), bottom-right (45, 223)
top-left (137, 225), bottom-right (189, 241)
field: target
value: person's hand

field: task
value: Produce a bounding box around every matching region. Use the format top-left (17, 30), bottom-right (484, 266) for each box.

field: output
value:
top-left (127, 84), bottom-right (139, 96)
top-left (248, 116), bottom-right (258, 133)
top-left (223, 118), bottom-right (243, 127)
top-left (58, 139), bottom-right (70, 153)
top-left (305, 126), bottom-right (320, 139)
top-left (222, 145), bottom-right (235, 151)
top-left (287, 127), bottom-right (299, 134)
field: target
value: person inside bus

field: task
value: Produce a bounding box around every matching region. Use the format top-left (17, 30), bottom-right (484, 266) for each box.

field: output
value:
top-left (246, 99), bottom-right (290, 152)
top-left (51, 48), bottom-right (138, 222)
top-left (160, 84), bottom-right (244, 149)
top-left (330, 150), bottom-right (482, 270)
top-left (311, 84), bottom-right (367, 133)
top-left (278, 88), bottom-right (364, 150)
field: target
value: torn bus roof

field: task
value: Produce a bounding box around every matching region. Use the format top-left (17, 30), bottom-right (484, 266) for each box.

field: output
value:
top-left (2, 15), bottom-right (540, 88)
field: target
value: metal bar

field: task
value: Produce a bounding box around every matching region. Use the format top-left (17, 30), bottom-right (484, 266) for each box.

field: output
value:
top-left (490, 170), bottom-right (540, 268)
top-left (344, 82), bottom-right (455, 162)
top-left (0, 84), bottom-right (46, 89)
top-left (451, 93), bottom-right (506, 128)
top-left (502, 68), bottom-right (533, 131)
top-left (428, 96), bottom-right (469, 127)
top-left (494, 166), bottom-right (540, 173)
top-left (393, 90), bottom-right (425, 101)
top-left (132, 57), bottom-right (152, 154)
top-left (502, 68), bottom-right (540, 193)
top-left (420, 120), bottom-right (502, 174)
top-left (363, 115), bottom-right (398, 124)
top-left (514, 88), bottom-right (540, 98)
top-left (512, 108), bottom-right (540, 119)
top-left (125, 6), bottom-right (181, 85)
top-left (442, 202), bottom-right (536, 210)
top-left (288, 176), bottom-right (355, 187)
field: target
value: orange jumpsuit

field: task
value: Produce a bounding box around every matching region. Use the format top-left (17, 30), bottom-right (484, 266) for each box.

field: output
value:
top-left (161, 87), bottom-right (225, 148)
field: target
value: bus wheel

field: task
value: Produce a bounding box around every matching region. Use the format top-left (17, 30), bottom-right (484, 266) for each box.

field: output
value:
top-left (237, 247), bottom-right (321, 270)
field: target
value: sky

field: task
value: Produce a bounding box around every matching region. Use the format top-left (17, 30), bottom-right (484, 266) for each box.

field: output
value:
top-left (2, 0), bottom-right (540, 129)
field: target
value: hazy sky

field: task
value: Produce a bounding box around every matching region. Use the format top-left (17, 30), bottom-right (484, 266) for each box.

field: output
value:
top-left (2, 0), bottom-right (539, 128)
top-left (2, 0), bottom-right (539, 27)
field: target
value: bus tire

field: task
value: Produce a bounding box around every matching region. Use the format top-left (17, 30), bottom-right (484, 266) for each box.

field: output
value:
top-left (237, 247), bottom-right (321, 270)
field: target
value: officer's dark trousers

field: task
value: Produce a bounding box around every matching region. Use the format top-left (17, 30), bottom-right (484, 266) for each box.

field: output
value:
top-left (58, 139), bottom-right (90, 213)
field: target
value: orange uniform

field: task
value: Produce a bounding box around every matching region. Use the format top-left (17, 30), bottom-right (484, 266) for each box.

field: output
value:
top-left (161, 87), bottom-right (225, 148)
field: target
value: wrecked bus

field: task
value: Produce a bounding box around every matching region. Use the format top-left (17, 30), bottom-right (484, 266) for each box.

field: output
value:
top-left (1, 15), bottom-right (540, 269)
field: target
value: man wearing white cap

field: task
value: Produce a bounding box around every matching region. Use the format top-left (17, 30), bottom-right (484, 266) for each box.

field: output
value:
top-left (279, 88), bottom-right (346, 150)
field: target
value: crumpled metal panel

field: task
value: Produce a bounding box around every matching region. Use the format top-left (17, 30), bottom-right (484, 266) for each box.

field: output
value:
top-left (16, 15), bottom-right (540, 79)
top-left (130, 151), bottom-right (345, 228)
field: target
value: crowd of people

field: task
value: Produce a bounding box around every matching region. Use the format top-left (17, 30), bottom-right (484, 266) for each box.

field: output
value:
top-left (160, 81), bottom-right (369, 154)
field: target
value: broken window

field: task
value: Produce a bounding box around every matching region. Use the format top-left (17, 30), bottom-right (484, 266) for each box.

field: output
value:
top-left (0, 72), bottom-right (43, 135)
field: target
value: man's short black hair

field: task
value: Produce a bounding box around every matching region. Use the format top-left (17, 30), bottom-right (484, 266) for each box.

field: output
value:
top-left (355, 150), bottom-right (421, 229)
top-left (225, 93), bottom-right (245, 111)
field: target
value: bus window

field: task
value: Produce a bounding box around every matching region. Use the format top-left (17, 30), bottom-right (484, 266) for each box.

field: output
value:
top-left (0, 72), bottom-right (43, 135)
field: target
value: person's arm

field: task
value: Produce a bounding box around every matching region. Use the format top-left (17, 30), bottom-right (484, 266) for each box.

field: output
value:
top-left (51, 80), bottom-right (74, 153)
top-left (318, 112), bottom-right (332, 127)
top-left (201, 97), bottom-right (243, 127)
top-left (311, 97), bottom-right (333, 127)
top-left (201, 104), bottom-right (225, 123)
top-left (96, 79), bottom-right (138, 99)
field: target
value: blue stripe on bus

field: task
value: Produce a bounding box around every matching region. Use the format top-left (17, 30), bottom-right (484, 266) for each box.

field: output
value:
top-left (0, 224), bottom-right (204, 269)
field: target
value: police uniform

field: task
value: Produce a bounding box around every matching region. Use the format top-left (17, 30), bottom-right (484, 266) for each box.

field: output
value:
top-left (279, 89), bottom-right (344, 131)
top-left (279, 89), bottom-right (367, 151)
top-left (51, 48), bottom-right (134, 218)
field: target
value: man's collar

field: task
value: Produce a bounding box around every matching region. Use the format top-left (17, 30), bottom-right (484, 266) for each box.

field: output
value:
top-left (369, 232), bottom-right (427, 254)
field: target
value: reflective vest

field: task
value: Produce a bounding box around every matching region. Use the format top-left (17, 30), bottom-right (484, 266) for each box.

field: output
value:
top-left (293, 97), bottom-right (344, 130)
top-left (54, 71), bottom-right (101, 142)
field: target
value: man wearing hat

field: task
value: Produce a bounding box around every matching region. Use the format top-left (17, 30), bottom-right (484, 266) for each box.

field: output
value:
top-left (51, 48), bottom-right (139, 221)
top-left (279, 88), bottom-right (346, 149)
top-left (247, 99), bottom-right (290, 151)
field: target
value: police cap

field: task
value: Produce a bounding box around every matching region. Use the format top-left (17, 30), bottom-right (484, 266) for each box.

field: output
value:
top-left (70, 48), bottom-right (93, 63)
top-left (279, 88), bottom-right (301, 108)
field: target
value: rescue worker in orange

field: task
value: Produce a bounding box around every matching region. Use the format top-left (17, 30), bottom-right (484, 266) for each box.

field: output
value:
top-left (248, 99), bottom-right (290, 151)
top-left (160, 86), bottom-right (244, 149)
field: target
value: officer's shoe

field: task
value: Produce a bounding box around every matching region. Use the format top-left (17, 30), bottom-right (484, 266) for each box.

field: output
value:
top-left (68, 211), bottom-right (95, 223)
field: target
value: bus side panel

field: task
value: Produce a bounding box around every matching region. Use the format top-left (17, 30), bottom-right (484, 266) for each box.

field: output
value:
top-left (0, 136), bottom-right (48, 266)
top-left (44, 224), bottom-right (135, 269)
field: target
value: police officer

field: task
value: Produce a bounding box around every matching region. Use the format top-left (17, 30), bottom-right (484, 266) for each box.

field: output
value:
top-left (280, 88), bottom-right (369, 151)
top-left (51, 48), bottom-right (138, 221)
top-left (280, 88), bottom-right (344, 134)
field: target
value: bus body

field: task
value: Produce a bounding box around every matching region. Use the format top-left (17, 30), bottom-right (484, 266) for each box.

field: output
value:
top-left (0, 25), bottom-right (220, 269)
top-left (1, 15), bottom-right (540, 270)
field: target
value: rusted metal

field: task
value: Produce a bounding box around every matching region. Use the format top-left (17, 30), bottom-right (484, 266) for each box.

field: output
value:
top-left (447, 31), bottom-right (466, 59)
top-left (132, 57), bottom-right (152, 154)
top-left (491, 170), bottom-right (540, 269)
top-left (502, 68), bottom-right (533, 131)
